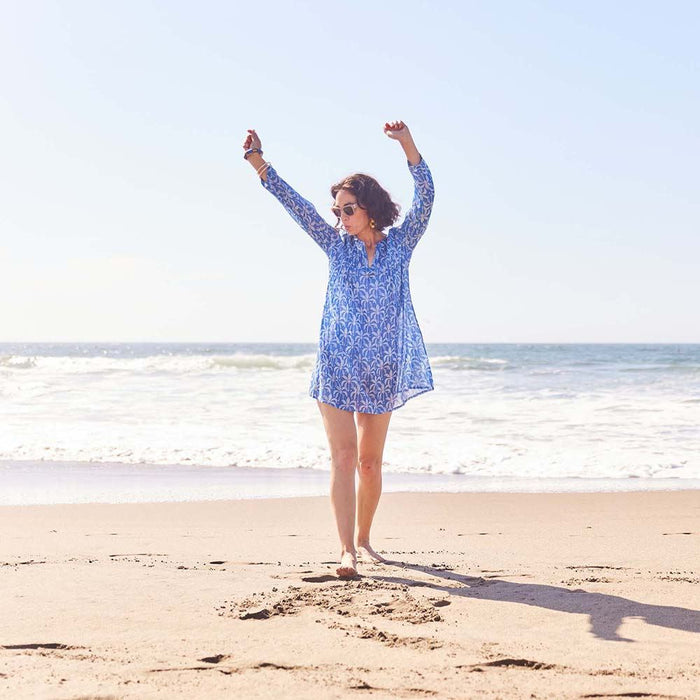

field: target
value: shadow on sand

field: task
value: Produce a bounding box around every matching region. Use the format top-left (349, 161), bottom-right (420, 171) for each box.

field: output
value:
top-left (369, 559), bottom-right (700, 642)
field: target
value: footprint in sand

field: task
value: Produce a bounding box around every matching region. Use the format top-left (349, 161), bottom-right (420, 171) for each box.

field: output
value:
top-left (232, 579), bottom-right (448, 626)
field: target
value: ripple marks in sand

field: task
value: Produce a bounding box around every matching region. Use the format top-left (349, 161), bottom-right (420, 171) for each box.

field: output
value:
top-left (581, 693), bottom-right (685, 699)
top-left (1, 560), bottom-right (47, 567)
top-left (2, 643), bottom-right (79, 650)
top-left (328, 621), bottom-right (443, 650)
top-left (470, 657), bottom-right (558, 671)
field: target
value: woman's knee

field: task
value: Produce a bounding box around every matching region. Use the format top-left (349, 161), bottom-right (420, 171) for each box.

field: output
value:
top-left (357, 455), bottom-right (382, 478)
top-left (331, 445), bottom-right (357, 472)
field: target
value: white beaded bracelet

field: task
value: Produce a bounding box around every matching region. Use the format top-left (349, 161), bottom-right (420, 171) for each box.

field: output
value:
top-left (256, 161), bottom-right (271, 176)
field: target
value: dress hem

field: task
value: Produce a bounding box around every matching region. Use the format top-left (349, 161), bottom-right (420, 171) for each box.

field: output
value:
top-left (310, 385), bottom-right (434, 414)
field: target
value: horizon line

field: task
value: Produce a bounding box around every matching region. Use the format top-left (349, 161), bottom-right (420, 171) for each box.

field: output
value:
top-left (2, 340), bottom-right (700, 346)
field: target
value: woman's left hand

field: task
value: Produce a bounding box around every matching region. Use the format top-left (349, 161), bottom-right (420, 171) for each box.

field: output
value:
top-left (384, 120), bottom-right (411, 142)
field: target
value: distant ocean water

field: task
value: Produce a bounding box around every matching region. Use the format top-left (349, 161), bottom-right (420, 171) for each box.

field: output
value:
top-left (1, 343), bottom-right (699, 504)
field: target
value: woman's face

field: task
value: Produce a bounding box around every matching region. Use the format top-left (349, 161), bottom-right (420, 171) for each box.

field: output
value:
top-left (334, 188), bottom-right (370, 235)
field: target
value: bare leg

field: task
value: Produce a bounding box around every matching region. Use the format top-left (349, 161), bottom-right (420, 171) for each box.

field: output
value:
top-left (317, 401), bottom-right (359, 577)
top-left (355, 410), bottom-right (392, 562)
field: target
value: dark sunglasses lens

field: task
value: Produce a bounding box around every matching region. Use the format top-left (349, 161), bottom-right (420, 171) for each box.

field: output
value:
top-left (331, 204), bottom-right (357, 218)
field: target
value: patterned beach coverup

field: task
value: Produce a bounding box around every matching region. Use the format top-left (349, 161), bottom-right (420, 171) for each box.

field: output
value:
top-left (262, 157), bottom-right (435, 414)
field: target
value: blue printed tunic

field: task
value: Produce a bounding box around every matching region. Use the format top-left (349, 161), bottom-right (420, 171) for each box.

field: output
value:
top-left (262, 157), bottom-right (435, 414)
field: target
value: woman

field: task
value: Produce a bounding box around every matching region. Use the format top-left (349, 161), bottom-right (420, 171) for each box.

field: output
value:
top-left (243, 121), bottom-right (434, 578)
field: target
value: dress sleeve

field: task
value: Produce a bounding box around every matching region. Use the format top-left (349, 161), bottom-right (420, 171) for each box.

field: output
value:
top-left (261, 166), bottom-right (339, 256)
top-left (393, 156), bottom-right (435, 253)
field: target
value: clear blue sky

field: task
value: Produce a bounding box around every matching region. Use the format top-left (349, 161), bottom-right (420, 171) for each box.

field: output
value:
top-left (2, 0), bottom-right (698, 342)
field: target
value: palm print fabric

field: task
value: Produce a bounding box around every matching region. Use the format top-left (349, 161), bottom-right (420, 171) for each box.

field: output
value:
top-left (261, 157), bottom-right (435, 413)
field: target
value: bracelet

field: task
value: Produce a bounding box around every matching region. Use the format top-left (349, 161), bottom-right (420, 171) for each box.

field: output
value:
top-left (244, 147), bottom-right (263, 160)
top-left (256, 161), bottom-right (271, 176)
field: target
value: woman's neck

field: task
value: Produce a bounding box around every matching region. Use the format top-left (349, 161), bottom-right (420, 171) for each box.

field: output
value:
top-left (355, 226), bottom-right (384, 247)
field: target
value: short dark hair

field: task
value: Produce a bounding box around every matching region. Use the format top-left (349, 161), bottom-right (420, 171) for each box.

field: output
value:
top-left (330, 174), bottom-right (400, 232)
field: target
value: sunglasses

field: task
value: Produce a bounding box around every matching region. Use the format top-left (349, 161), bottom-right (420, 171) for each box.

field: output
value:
top-left (331, 202), bottom-right (362, 218)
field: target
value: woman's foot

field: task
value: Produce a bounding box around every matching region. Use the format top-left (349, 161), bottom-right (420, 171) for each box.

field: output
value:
top-left (356, 540), bottom-right (387, 563)
top-left (336, 550), bottom-right (358, 578)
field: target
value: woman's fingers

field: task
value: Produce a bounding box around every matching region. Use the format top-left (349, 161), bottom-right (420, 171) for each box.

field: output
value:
top-left (243, 128), bottom-right (261, 150)
top-left (384, 119), bottom-right (408, 140)
top-left (384, 120), bottom-right (406, 133)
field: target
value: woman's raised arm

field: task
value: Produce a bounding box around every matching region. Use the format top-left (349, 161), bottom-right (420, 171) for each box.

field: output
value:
top-left (243, 129), bottom-right (339, 255)
top-left (385, 121), bottom-right (435, 253)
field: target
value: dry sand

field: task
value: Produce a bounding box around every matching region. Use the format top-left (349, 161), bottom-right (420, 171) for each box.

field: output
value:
top-left (1, 490), bottom-right (698, 699)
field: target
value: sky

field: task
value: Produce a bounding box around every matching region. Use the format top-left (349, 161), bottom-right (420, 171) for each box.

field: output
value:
top-left (1, 0), bottom-right (698, 343)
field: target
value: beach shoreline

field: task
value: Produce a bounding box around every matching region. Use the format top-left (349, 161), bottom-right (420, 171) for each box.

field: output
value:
top-left (1, 490), bottom-right (698, 698)
top-left (2, 459), bottom-right (699, 506)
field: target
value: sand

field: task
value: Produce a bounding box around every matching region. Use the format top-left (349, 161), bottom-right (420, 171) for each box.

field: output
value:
top-left (1, 490), bottom-right (698, 699)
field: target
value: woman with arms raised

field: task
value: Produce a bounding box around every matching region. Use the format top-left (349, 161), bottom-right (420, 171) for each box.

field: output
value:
top-left (243, 121), bottom-right (435, 577)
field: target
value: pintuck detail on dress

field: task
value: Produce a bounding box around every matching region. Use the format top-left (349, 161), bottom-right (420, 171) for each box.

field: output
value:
top-left (262, 157), bottom-right (435, 413)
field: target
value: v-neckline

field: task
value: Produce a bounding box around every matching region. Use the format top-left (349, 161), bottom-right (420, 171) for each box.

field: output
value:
top-left (362, 235), bottom-right (387, 268)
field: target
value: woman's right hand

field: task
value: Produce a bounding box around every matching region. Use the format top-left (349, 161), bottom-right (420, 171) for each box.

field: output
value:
top-left (243, 128), bottom-right (262, 152)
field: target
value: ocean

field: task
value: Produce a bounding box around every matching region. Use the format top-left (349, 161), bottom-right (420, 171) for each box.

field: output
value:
top-left (1, 342), bottom-right (699, 504)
